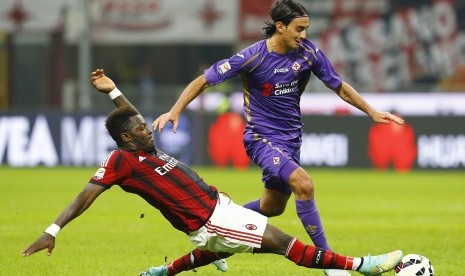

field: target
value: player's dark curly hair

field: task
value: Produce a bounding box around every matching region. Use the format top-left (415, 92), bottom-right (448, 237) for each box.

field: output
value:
top-left (105, 106), bottom-right (139, 147)
top-left (263, 0), bottom-right (309, 38)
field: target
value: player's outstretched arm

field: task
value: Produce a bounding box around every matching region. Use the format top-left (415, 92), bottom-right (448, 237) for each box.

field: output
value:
top-left (22, 183), bottom-right (106, 257)
top-left (334, 81), bottom-right (404, 125)
top-left (90, 68), bottom-right (140, 114)
top-left (152, 74), bottom-right (209, 133)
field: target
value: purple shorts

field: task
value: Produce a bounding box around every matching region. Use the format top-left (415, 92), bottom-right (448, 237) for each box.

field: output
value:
top-left (244, 131), bottom-right (300, 195)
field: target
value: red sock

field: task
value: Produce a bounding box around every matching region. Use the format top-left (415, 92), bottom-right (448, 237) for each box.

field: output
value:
top-left (167, 249), bottom-right (221, 275)
top-left (285, 238), bottom-right (354, 270)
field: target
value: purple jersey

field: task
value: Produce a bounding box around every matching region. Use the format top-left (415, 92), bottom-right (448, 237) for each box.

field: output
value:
top-left (204, 38), bottom-right (342, 146)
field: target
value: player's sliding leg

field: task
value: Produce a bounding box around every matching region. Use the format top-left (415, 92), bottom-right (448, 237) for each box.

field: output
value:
top-left (140, 243), bottom-right (402, 276)
top-left (357, 250), bottom-right (404, 276)
top-left (283, 237), bottom-right (402, 275)
top-left (139, 248), bottom-right (232, 276)
top-left (260, 224), bottom-right (402, 275)
top-left (139, 217), bottom-right (402, 276)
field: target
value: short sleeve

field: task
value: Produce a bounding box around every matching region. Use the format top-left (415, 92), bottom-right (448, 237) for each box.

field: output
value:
top-left (89, 150), bottom-right (128, 188)
top-left (204, 41), bottom-right (265, 86)
top-left (311, 46), bottom-right (343, 90)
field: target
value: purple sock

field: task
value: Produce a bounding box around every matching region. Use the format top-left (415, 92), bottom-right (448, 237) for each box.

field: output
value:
top-left (243, 199), bottom-right (264, 215)
top-left (295, 199), bottom-right (331, 250)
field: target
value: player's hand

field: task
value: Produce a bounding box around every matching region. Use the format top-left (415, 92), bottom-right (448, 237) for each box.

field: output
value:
top-left (22, 233), bottom-right (56, 257)
top-left (152, 112), bottom-right (179, 133)
top-left (90, 69), bottom-right (116, 93)
top-left (372, 111), bottom-right (404, 125)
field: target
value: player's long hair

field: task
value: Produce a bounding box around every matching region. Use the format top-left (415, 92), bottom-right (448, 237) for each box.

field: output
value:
top-left (105, 107), bottom-right (139, 147)
top-left (263, 0), bottom-right (309, 38)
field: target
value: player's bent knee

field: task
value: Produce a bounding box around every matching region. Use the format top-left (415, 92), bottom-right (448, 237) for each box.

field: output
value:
top-left (261, 205), bottom-right (286, 217)
top-left (291, 180), bottom-right (314, 199)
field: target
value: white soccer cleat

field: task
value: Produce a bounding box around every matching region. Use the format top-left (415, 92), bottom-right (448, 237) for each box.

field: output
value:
top-left (212, 258), bottom-right (228, 272)
top-left (324, 269), bottom-right (351, 276)
top-left (358, 250), bottom-right (403, 276)
top-left (138, 265), bottom-right (168, 276)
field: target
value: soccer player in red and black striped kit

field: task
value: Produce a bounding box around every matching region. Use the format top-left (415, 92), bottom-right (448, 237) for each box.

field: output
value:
top-left (22, 69), bottom-right (402, 276)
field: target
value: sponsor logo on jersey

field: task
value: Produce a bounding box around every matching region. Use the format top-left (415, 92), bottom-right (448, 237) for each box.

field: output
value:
top-left (274, 80), bottom-right (299, 95)
top-left (236, 53), bottom-right (244, 58)
top-left (244, 224), bottom-right (258, 230)
top-left (260, 83), bottom-right (273, 96)
top-left (292, 61), bottom-right (301, 71)
top-left (93, 168), bottom-right (106, 180)
top-left (155, 154), bottom-right (179, 175)
top-left (138, 156), bottom-right (146, 162)
top-left (273, 157), bottom-right (280, 165)
top-left (274, 67), bottom-right (289, 73)
top-left (217, 62), bottom-right (231, 75)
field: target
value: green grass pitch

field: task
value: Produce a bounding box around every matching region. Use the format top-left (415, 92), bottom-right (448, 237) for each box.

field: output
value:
top-left (1, 166), bottom-right (464, 275)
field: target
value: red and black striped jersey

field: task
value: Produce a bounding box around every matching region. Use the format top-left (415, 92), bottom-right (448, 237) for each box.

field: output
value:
top-left (90, 148), bottom-right (219, 233)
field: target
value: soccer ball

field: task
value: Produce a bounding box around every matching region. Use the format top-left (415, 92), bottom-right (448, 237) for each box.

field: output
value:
top-left (395, 254), bottom-right (434, 276)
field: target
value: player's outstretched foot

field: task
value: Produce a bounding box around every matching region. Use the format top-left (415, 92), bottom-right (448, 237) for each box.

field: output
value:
top-left (324, 269), bottom-right (351, 275)
top-left (358, 250), bottom-right (403, 276)
top-left (139, 265), bottom-right (168, 276)
top-left (212, 259), bottom-right (228, 272)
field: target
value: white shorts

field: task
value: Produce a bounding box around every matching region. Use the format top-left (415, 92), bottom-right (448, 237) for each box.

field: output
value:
top-left (188, 194), bottom-right (268, 253)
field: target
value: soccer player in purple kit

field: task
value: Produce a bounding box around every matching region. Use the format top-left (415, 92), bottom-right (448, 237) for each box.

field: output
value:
top-left (21, 69), bottom-right (402, 276)
top-left (153, 1), bottom-right (404, 276)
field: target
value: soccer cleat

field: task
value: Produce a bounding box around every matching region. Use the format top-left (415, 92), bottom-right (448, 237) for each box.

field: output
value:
top-left (324, 269), bottom-right (351, 275)
top-left (358, 250), bottom-right (403, 276)
top-left (212, 258), bottom-right (228, 272)
top-left (138, 265), bottom-right (168, 276)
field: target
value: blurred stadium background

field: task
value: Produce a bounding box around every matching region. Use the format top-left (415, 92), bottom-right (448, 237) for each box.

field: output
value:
top-left (0, 0), bottom-right (464, 170)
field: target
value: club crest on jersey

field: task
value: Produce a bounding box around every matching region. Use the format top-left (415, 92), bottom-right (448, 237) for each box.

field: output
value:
top-left (244, 224), bottom-right (258, 230)
top-left (273, 157), bottom-right (280, 165)
top-left (217, 62), bottom-right (231, 75)
top-left (292, 61), bottom-right (301, 72)
top-left (93, 168), bottom-right (106, 180)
